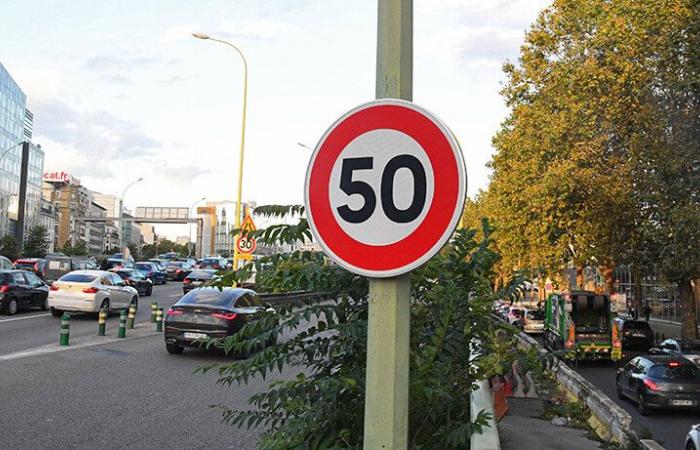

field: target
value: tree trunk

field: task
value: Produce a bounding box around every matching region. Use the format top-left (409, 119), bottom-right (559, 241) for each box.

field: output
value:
top-left (633, 265), bottom-right (644, 314)
top-left (680, 278), bottom-right (697, 340)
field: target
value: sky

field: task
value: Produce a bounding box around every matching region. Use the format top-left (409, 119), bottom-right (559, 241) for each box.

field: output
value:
top-left (1, 0), bottom-right (550, 240)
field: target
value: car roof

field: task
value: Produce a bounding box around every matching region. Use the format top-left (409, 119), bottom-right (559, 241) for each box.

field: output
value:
top-left (64, 270), bottom-right (110, 276)
top-left (0, 269), bottom-right (28, 273)
top-left (640, 354), bottom-right (694, 364)
top-left (178, 287), bottom-right (254, 301)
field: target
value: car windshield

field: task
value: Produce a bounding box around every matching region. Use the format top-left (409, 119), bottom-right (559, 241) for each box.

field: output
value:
top-left (135, 264), bottom-right (152, 270)
top-left (177, 289), bottom-right (237, 307)
top-left (526, 310), bottom-right (544, 320)
top-left (116, 271), bottom-right (132, 278)
top-left (14, 262), bottom-right (35, 270)
top-left (165, 262), bottom-right (183, 268)
top-left (649, 363), bottom-right (700, 380)
top-left (59, 273), bottom-right (97, 283)
top-left (623, 321), bottom-right (651, 330)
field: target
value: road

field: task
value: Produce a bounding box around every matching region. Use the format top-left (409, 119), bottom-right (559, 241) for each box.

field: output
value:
top-left (536, 319), bottom-right (699, 450)
top-left (0, 282), bottom-right (276, 449)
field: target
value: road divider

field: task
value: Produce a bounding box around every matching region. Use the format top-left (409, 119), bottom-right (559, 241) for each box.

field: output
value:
top-left (150, 302), bottom-right (158, 323)
top-left (155, 308), bottom-right (163, 332)
top-left (118, 310), bottom-right (126, 338)
top-left (98, 308), bottom-right (107, 336)
top-left (60, 312), bottom-right (70, 346)
top-left (127, 304), bottom-right (136, 329)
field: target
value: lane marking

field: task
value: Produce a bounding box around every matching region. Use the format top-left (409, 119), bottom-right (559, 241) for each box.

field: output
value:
top-left (0, 313), bottom-right (52, 324)
top-left (0, 328), bottom-right (160, 362)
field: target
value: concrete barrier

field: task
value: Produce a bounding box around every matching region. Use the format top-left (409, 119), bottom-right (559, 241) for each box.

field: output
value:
top-left (471, 378), bottom-right (501, 450)
top-left (513, 331), bottom-right (665, 449)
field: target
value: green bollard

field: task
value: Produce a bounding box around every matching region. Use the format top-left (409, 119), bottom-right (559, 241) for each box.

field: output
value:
top-left (118, 310), bottom-right (127, 338)
top-left (98, 308), bottom-right (107, 336)
top-left (156, 308), bottom-right (163, 332)
top-left (60, 312), bottom-right (71, 346)
top-left (127, 304), bottom-right (136, 329)
top-left (150, 302), bottom-right (158, 323)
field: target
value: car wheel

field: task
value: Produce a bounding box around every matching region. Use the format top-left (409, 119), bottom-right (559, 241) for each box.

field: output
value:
top-left (100, 299), bottom-right (110, 315)
top-left (50, 307), bottom-right (62, 317)
top-left (40, 296), bottom-right (49, 311)
top-left (166, 343), bottom-right (184, 354)
top-left (687, 440), bottom-right (697, 450)
top-left (5, 298), bottom-right (18, 315)
top-left (637, 392), bottom-right (649, 416)
top-left (146, 286), bottom-right (153, 296)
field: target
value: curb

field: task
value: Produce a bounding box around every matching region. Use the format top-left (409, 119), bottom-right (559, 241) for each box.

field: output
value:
top-left (513, 331), bottom-right (666, 449)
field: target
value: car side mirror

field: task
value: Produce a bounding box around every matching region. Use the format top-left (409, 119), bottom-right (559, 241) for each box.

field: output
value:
top-left (649, 347), bottom-right (660, 355)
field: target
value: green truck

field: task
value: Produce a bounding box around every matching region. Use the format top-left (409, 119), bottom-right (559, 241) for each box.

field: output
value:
top-left (542, 290), bottom-right (622, 362)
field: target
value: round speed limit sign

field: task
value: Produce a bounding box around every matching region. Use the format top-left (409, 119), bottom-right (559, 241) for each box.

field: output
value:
top-left (236, 235), bottom-right (256, 254)
top-left (305, 99), bottom-right (466, 277)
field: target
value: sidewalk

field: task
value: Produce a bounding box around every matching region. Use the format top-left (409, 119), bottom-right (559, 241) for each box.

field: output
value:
top-left (498, 398), bottom-right (603, 450)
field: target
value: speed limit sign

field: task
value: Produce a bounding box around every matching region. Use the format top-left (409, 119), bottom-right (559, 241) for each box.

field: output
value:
top-left (305, 99), bottom-right (466, 277)
top-left (236, 235), bottom-right (256, 254)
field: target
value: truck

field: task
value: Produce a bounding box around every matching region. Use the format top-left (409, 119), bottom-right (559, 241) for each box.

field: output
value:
top-left (542, 290), bottom-right (622, 362)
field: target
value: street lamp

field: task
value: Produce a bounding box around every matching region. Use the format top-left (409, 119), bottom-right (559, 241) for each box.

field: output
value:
top-left (0, 141), bottom-right (23, 164)
top-left (188, 196), bottom-right (206, 257)
top-left (118, 177), bottom-right (144, 251)
top-left (193, 31), bottom-right (248, 270)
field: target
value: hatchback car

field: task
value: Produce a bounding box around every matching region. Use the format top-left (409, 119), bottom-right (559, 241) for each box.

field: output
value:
top-left (164, 287), bottom-right (274, 355)
top-left (163, 261), bottom-right (192, 281)
top-left (687, 424), bottom-right (700, 450)
top-left (615, 319), bottom-right (654, 350)
top-left (521, 308), bottom-right (545, 334)
top-left (13, 258), bottom-right (47, 280)
top-left (0, 270), bottom-right (49, 315)
top-left (134, 261), bottom-right (167, 285)
top-left (182, 269), bottom-right (220, 294)
top-left (112, 268), bottom-right (153, 296)
top-left (616, 355), bottom-right (700, 415)
top-left (48, 270), bottom-right (138, 317)
top-left (198, 257), bottom-right (227, 270)
top-left (651, 339), bottom-right (700, 367)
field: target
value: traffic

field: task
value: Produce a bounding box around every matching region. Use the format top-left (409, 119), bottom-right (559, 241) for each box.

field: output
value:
top-left (494, 290), bottom-right (700, 450)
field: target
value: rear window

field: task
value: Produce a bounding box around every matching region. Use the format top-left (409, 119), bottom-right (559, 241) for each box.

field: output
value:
top-left (59, 273), bottom-right (97, 283)
top-left (623, 321), bottom-right (651, 331)
top-left (116, 271), bottom-right (132, 278)
top-left (526, 310), bottom-right (544, 320)
top-left (177, 289), bottom-right (237, 307)
top-left (649, 363), bottom-right (700, 380)
top-left (187, 270), bottom-right (215, 279)
top-left (135, 264), bottom-right (152, 270)
top-left (14, 262), bottom-right (35, 270)
top-left (165, 262), bottom-right (183, 268)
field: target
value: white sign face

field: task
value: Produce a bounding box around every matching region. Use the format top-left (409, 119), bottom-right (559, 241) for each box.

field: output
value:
top-left (305, 99), bottom-right (466, 278)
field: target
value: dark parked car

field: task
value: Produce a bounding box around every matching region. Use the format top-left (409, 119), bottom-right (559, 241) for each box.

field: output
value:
top-left (163, 261), bottom-right (192, 281)
top-left (0, 269), bottom-right (49, 315)
top-left (198, 257), bottom-right (227, 270)
top-left (112, 269), bottom-right (153, 296)
top-left (182, 269), bottom-right (219, 294)
top-left (100, 258), bottom-right (133, 271)
top-left (44, 255), bottom-right (97, 283)
top-left (164, 287), bottom-right (275, 355)
top-left (615, 319), bottom-right (654, 350)
top-left (135, 261), bottom-right (167, 285)
top-left (14, 258), bottom-right (47, 280)
top-left (616, 355), bottom-right (700, 415)
top-left (650, 339), bottom-right (700, 367)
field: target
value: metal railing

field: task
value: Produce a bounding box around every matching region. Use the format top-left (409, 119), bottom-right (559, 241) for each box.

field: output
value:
top-left (614, 282), bottom-right (685, 322)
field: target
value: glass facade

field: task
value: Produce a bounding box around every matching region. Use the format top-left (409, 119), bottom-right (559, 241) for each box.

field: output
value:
top-left (0, 62), bottom-right (45, 240)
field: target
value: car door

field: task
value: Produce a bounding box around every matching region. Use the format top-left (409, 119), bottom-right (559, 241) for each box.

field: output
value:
top-left (619, 358), bottom-right (638, 395)
top-left (11, 272), bottom-right (30, 308)
top-left (25, 272), bottom-right (47, 308)
top-left (629, 358), bottom-right (648, 394)
top-left (110, 273), bottom-right (131, 307)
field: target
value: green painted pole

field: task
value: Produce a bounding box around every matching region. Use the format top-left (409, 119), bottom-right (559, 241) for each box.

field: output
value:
top-left (98, 308), bottom-right (107, 336)
top-left (118, 310), bottom-right (127, 338)
top-left (363, 1), bottom-right (412, 449)
top-left (127, 303), bottom-right (136, 329)
top-left (156, 308), bottom-right (163, 332)
top-left (59, 312), bottom-right (71, 346)
top-left (150, 302), bottom-right (157, 323)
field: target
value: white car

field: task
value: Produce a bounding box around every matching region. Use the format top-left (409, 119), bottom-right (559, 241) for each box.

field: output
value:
top-left (48, 270), bottom-right (138, 317)
top-left (521, 308), bottom-right (545, 334)
top-left (687, 424), bottom-right (700, 450)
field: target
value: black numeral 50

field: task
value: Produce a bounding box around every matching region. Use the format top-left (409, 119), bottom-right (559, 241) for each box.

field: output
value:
top-left (336, 155), bottom-right (427, 224)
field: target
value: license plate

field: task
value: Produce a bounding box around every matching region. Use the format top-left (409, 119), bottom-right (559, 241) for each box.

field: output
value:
top-left (191, 281), bottom-right (202, 286)
top-left (671, 399), bottom-right (694, 406)
top-left (632, 333), bottom-right (646, 337)
top-left (183, 332), bottom-right (207, 340)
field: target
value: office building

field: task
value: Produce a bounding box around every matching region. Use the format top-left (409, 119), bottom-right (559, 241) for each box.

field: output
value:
top-left (42, 172), bottom-right (90, 250)
top-left (84, 202), bottom-right (106, 255)
top-left (196, 201), bottom-right (255, 258)
top-left (0, 61), bottom-right (45, 240)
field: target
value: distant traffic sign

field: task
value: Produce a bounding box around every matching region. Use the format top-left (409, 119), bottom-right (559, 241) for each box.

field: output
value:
top-left (305, 99), bottom-right (466, 277)
top-left (236, 235), bottom-right (256, 255)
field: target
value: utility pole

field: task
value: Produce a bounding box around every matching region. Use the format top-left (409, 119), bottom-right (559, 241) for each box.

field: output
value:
top-left (15, 141), bottom-right (30, 253)
top-left (363, 1), bottom-right (412, 449)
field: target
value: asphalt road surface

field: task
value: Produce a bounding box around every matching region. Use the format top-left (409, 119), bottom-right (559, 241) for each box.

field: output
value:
top-left (0, 282), bottom-right (283, 449)
top-left (535, 319), bottom-right (699, 450)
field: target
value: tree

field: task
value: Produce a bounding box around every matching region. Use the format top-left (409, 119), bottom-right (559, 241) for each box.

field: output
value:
top-left (60, 241), bottom-right (73, 256)
top-left (0, 236), bottom-right (18, 260)
top-left (23, 225), bottom-right (49, 258)
top-left (200, 206), bottom-right (524, 448)
top-left (126, 243), bottom-right (140, 260)
top-left (71, 240), bottom-right (88, 256)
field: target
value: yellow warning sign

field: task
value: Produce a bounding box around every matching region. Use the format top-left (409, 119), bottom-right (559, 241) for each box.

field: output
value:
top-left (241, 214), bottom-right (256, 232)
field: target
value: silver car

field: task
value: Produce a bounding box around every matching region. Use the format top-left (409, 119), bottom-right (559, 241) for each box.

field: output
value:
top-left (48, 270), bottom-right (138, 317)
top-left (687, 424), bottom-right (700, 450)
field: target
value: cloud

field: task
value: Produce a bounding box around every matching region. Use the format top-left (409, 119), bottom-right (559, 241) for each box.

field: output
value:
top-left (32, 97), bottom-right (161, 163)
top-left (159, 24), bottom-right (200, 44)
top-left (99, 73), bottom-right (134, 86)
top-left (457, 28), bottom-right (524, 64)
top-left (214, 18), bottom-right (291, 41)
top-left (83, 54), bottom-right (177, 72)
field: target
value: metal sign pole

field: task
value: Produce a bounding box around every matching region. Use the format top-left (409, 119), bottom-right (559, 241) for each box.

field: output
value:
top-left (363, 1), bottom-right (412, 448)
